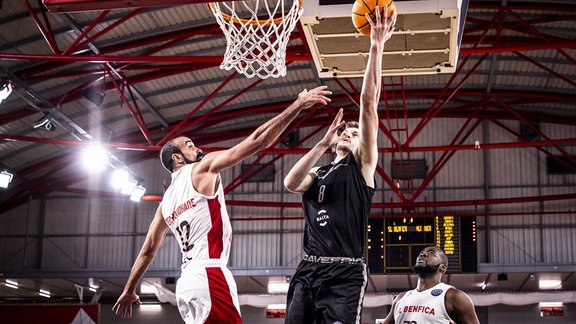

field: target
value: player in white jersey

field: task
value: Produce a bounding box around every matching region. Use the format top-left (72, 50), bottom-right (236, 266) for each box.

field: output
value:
top-left (382, 246), bottom-right (480, 324)
top-left (113, 86), bottom-right (332, 323)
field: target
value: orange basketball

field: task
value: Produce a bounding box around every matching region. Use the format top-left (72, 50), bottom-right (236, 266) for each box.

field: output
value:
top-left (351, 0), bottom-right (396, 36)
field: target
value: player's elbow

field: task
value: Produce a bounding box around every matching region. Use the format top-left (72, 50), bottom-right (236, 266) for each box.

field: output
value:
top-left (283, 177), bottom-right (300, 193)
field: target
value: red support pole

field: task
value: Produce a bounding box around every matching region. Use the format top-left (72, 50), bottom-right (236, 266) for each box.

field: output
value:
top-left (505, 8), bottom-right (576, 66)
top-left (157, 72), bottom-right (239, 145)
top-left (0, 53), bottom-right (313, 63)
top-left (405, 53), bottom-right (488, 146)
top-left (514, 52), bottom-right (576, 88)
top-left (70, 8), bottom-right (146, 55)
top-left (376, 165), bottom-right (407, 202)
top-left (61, 10), bottom-right (111, 55)
top-left (105, 69), bottom-right (155, 145)
top-left (409, 117), bottom-right (483, 202)
top-left (23, 0), bottom-right (60, 54)
top-left (224, 119), bottom-right (325, 194)
top-left (492, 97), bottom-right (576, 168)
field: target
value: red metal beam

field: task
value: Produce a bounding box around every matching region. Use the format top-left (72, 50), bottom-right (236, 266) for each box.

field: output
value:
top-left (24, 0), bottom-right (60, 55)
top-left (105, 68), bottom-right (154, 144)
top-left (405, 54), bottom-right (487, 146)
top-left (140, 193), bottom-right (576, 209)
top-left (157, 71), bottom-right (239, 146)
top-left (505, 8), bottom-right (576, 66)
top-left (493, 96), bottom-right (576, 167)
top-left (61, 10), bottom-right (111, 55)
top-left (0, 53), bottom-right (313, 63)
top-left (43, 0), bottom-right (235, 12)
top-left (224, 108), bottom-right (323, 193)
top-left (513, 51), bottom-right (576, 88)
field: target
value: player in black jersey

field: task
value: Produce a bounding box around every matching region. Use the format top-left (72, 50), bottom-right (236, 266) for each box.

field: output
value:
top-left (283, 7), bottom-right (396, 324)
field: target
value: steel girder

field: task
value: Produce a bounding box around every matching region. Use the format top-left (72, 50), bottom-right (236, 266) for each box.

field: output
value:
top-left (0, 1), bottom-right (575, 213)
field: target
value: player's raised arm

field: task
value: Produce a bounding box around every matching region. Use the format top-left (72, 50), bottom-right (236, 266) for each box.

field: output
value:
top-left (356, 6), bottom-right (396, 180)
top-left (197, 86), bottom-right (331, 176)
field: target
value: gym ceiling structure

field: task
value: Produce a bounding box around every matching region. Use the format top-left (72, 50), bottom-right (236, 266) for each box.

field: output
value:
top-left (0, 0), bottom-right (575, 323)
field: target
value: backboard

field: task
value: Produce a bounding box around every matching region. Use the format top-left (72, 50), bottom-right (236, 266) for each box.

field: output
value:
top-left (300, 0), bottom-right (469, 77)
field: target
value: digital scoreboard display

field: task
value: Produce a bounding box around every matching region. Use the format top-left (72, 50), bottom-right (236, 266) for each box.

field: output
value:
top-left (367, 216), bottom-right (477, 274)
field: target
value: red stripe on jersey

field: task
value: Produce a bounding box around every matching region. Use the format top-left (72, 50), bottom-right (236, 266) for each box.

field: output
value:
top-left (206, 267), bottom-right (242, 324)
top-left (207, 197), bottom-right (224, 258)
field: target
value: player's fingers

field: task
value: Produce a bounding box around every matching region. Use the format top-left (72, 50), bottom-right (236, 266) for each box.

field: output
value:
top-left (374, 6), bottom-right (381, 24)
top-left (365, 13), bottom-right (375, 28)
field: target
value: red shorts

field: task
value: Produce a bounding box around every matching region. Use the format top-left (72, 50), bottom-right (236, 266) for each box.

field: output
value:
top-left (176, 261), bottom-right (241, 323)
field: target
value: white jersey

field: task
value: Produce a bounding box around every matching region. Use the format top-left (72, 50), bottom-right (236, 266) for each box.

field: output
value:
top-left (394, 282), bottom-right (455, 324)
top-left (161, 163), bottom-right (232, 269)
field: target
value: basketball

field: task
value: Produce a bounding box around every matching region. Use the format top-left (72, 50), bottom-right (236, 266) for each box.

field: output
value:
top-left (351, 0), bottom-right (396, 36)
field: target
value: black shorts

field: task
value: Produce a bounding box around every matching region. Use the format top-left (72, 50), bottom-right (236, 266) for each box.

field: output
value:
top-left (285, 260), bottom-right (368, 324)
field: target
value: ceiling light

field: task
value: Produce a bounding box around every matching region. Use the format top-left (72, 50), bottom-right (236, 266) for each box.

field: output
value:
top-left (0, 80), bottom-right (13, 104)
top-left (4, 279), bottom-right (18, 289)
top-left (39, 289), bottom-right (51, 298)
top-left (481, 282), bottom-right (486, 290)
top-left (111, 169), bottom-right (130, 189)
top-left (0, 171), bottom-right (13, 188)
top-left (130, 185), bottom-right (146, 202)
top-left (539, 279), bottom-right (562, 290)
top-left (81, 146), bottom-right (109, 172)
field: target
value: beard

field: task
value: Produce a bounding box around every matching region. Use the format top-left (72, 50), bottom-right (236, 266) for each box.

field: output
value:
top-left (413, 262), bottom-right (440, 274)
top-left (183, 151), bottom-right (205, 164)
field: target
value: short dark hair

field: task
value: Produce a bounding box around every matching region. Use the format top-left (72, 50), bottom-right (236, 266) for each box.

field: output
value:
top-left (160, 139), bottom-right (180, 172)
top-left (438, 249), bottom-right (449, 267)
top-left (337, 121), bottom-right (359, 135)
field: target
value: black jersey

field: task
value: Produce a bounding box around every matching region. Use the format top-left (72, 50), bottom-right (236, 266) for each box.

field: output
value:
top-left (301, 153), bottom-right (375, 258)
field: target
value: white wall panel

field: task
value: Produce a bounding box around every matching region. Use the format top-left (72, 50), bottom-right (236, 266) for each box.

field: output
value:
top-left (42, 237), bottom-right (87, 269)
top-left (44, 198), bottom-right (90, 234)
top-left (87, 236), bottom-right (134, 269)
top-left (89, 198), bottom-right (135, 234)
top-left (0, 238), bottom-right (28, 270)
top-left (490, 228), bottom-right (542, 264)
top-left (0, 200), bottom-right (39, 235)
top-left (543, 227), bottom-right (576, 263)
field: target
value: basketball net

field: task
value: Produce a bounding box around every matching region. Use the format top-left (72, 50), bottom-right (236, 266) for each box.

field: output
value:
top-left (209, 0), bottom-right (303, 79)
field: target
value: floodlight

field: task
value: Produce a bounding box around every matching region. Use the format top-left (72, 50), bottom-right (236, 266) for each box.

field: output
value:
top-left (111, 169), bottom-right (130, 189)
top-left (0, 80), bottom-right (12, 104)
top-left (0, 171), bottom-right (13, 188)
top-left (81, 146), bottom-right (109, 172)
top-left (120, 179), bottom-right (137, 195)
top-left (39, 289), bottom-right (51, 298)
top-left (130, 185), bottom-right (146, 202)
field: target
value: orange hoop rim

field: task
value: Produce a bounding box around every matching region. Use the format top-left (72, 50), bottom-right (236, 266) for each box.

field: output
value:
top-left (208, 0), bottom-right (303, 27)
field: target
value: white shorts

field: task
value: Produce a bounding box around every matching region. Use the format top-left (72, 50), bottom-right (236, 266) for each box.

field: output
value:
top-left (176, 260), bottom-right (241, 324)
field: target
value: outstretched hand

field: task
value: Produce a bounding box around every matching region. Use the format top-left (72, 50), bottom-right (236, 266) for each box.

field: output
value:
top-left (112, 291), bottom-right (142, 319)
top-left (366, 5), bottom-right (396, 44)
top-left (296, 85), bottom-right (332, 110)
top-left (320, 108), bottom-right (346, 147)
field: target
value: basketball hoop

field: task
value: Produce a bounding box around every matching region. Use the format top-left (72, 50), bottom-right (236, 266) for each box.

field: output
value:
top-left (208, 0), bottom-right (303, 79)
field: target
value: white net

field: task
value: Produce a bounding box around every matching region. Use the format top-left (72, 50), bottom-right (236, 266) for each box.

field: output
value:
top-left (209, 0), bottom-right (303, 79)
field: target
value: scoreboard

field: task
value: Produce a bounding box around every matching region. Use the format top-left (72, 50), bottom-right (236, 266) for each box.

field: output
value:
top-left (367, 216), bottom-right (477, 274)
